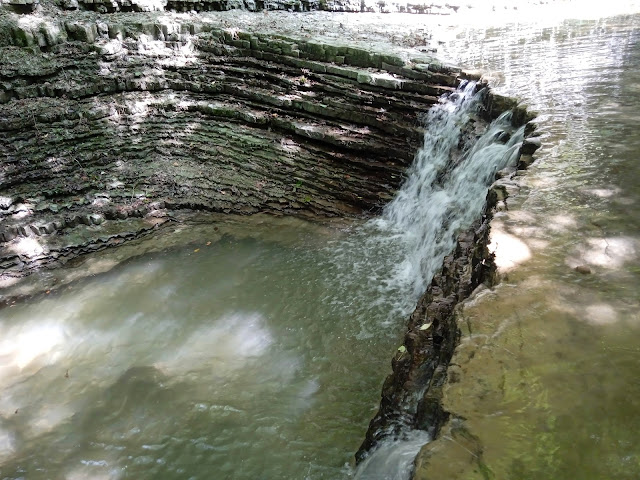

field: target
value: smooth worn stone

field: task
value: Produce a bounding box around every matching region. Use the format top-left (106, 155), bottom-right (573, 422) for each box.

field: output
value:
top-left (575, 264), bottom-right (592, 274)
top-left (521, 135), bottom-right (542, 155)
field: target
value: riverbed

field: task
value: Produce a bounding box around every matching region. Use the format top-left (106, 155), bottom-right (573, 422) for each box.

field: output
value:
top-left (416, 10), bottom-right (640, 480)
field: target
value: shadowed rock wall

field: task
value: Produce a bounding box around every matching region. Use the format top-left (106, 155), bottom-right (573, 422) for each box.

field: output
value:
top-left (0, 13), bottom-right (474, 280)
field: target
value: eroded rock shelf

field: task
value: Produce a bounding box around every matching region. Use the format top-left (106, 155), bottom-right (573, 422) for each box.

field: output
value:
top-left (0, 11), bottom-right (479, 280)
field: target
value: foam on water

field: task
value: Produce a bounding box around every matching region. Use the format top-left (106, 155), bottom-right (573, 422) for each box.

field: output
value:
top-left (353, 431), bottom-right (432, 480)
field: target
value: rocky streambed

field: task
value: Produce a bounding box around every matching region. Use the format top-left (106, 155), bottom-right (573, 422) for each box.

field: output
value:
top-left (0, 4), bottom-right (540, 478)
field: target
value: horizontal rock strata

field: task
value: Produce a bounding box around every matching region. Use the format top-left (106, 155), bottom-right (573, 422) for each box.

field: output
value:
top-left (0, 0), bottom-right (461, 14)
top-left (0, 7), bottom-right (543, 479)
top-left (0, 12), bottom-right (476, 280)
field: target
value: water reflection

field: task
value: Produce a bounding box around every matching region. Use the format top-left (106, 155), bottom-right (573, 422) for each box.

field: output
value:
top-left (0, 231), bottom-right (410, 479)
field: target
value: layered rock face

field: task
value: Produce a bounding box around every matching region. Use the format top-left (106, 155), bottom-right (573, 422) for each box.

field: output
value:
top-left (0, 11), bottom-right (471, 279)
top-left (0, 0), bottom-right (460, 14)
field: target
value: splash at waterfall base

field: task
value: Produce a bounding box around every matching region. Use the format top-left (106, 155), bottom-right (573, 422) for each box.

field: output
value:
top-left (0, 10), bottom-right (541, 477)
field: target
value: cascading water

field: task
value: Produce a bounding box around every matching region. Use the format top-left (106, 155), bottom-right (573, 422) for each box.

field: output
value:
top-left (377, 81), bottom-right (523, 300)
top-left (329, 82), bottom-right (523, 326)
top-left (352, 83), bottom-right (526, 479)
top-left (0, 81), bottom-right (527, 480)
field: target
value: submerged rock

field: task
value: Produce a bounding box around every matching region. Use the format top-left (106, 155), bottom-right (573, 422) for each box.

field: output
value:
top-left (575, 264), bottom-right (592, 274)
top-left (520, 135), bottom-right (542, 155)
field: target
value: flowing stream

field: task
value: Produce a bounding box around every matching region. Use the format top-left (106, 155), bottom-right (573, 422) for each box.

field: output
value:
top-left (0, 76), bottom-right (521, 478)
top-left (419, 11), bottom-right (640, 480)
top-left (2, 7), bottom-right (640, 480)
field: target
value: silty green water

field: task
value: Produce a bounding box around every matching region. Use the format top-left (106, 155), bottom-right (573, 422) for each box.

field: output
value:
top-left (0, 218), bottom-right (414, 479)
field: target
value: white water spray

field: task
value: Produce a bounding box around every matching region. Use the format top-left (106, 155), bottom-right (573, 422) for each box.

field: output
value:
top-left (375, 82), bottom-right (524, 300)
top-left (353, 83), bottom-right (526, 478)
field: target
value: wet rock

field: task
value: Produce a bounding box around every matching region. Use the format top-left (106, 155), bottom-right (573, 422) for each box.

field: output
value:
top-left (490, 184), bottom-right (508, 202)
top-left (1, 227), bottom-right (18, 242)
top-left (485, 93), bottom-right (517, 121)
top-left (65, 22), bottom-right (98, 43)
top-left (89, 213), bottom-right (105, 225)
top-left (518, 153), bottom-right (535, 169)
top-left (413, 417), bottom-right (487, 480)
top-left (42, 222), bottom-right (57, 234)
top-left (495, 130), bottom-right (511, 143)
top-left (356, 194), bottom-right (498, 462)
top-left (520, 136), bottom-right (542, 155)
top-left (575, 265), bottom-right (592, 274)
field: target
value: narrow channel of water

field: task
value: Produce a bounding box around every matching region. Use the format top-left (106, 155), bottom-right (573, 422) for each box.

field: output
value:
top-left (0, 79), bottom-right (522, 477)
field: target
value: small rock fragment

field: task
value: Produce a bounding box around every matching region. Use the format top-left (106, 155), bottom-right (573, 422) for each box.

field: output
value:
top-left (575, 265), bottom-right (592, 274)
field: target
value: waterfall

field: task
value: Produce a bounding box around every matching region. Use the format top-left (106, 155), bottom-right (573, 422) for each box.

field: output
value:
top-left (353, 83), bottom-right (525, 478)
top-left (375, 81), bottom-right (524, 301)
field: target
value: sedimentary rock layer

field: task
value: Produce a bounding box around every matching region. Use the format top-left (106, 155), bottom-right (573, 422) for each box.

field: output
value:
top-left (0, 12), bottom-right (471, 279)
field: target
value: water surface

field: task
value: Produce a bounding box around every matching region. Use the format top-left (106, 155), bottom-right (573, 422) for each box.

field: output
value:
top-left (423, 12), bottom-right (640, 480)
top-left (0, 225), bottom-right (401, 479)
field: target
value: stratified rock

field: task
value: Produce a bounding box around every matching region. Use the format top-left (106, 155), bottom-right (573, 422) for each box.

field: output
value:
top-left (0, 13), bottom-right (487, 279)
